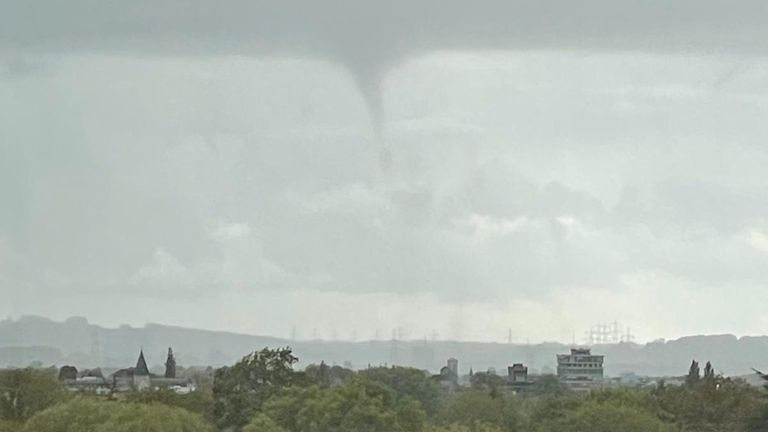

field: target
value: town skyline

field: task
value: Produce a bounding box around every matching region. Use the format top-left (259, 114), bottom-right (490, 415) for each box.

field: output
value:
top-left (2, 314), bottom-right (767, 379)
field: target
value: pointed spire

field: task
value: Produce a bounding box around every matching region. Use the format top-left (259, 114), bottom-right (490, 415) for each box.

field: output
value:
top-left (135, 349), bottom-right (149, 376)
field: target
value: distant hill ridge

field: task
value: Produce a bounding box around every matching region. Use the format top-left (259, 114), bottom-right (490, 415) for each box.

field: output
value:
top-left (1, 316), bottom-right (767, 377)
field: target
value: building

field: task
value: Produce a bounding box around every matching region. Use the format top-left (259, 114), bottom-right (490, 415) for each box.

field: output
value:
top-left (505, 363), bottom-right (534, 394)
top-left (508, 363), bottom-right (528, 383)
top-left (112, 348), bottom-right (195, 393)
top-left (133, 349), bottom-right (151, 391)
top-left (111, 349), bottom-right (152, 391)
top-left (557, 348), bottom-right (604, 392)
top-left (432, 358), bottom-right (459, 391)
top-left (58, 366), bottom-right (111, 395)
top-left (447, 358), bottom-right (458, 376)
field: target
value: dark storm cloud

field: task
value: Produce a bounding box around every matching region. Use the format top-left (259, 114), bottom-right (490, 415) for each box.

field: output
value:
top-left (3, 0), bottom-right (768, 129)
top-left (5, 0), bottom-right (768, 59)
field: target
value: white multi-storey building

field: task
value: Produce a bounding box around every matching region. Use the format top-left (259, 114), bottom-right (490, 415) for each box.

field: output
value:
top-left (557, 348), bottom-right (604, 391)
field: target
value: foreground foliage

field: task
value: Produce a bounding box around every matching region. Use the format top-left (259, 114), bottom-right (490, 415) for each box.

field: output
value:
top-left (0, 368), bottom-right (67, 422)
top-left (256, 377), bottom-right (426, 432)
top-left (5, 349), bottom-right (768, 432)
top-left (213, 347), bottom-right (299, 430)
top-left (22, 398), bottom-right (213, 432)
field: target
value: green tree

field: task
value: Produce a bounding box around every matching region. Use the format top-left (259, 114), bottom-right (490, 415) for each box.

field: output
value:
top-left (124, 387), bottom-right (214, 421)
top-left (534, 401), bottom-right (675, 432)
top-left (243, 414), bottom-right (287, 432)
top-left (746, 400), bottom-right (768, 432)
top-left (438, 390), bottom-right (520, 431)
top-left (21, 398), bottom-right (113, 432)
top-left (22, 398), bottom-right (213, 432)
top-left (586, 388), bottom-right (662, 416)
top-left (359, 366), bottom-right (440, 414)
top-left (212, 347), bottom-right (299, 430)
top-left (426, 424), bottom-right (504, 432)
top-left (0, 420), bottom-right (21, 432)
top-left (304, 362), bottom-right (354, 388)
top-left (703, 361), bottom-right (715, 387)
top-left (469, 372), bottom-right (505, 398)
top-left (164, 348), bottom-right (177, 379)
top-left (93, 403), bottom-right (213, 432)
top-left (260, 376), bottom-right (426, 432)
top-left (655, 375), bottom-right (762, 432)
top-left (529, 374), bottom-right (569, 397)
top-left (396, 398), bottom-right (428, 432)
top-left (0, 368), bottom-right (67, 422)
top-left (685, 360), bottom-right (700, 387)
top-left (526, 393), bottom-right (584, 428)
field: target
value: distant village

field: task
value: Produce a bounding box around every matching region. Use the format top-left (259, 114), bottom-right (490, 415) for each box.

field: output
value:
top-left (55, 345), bottom-right (714, 396)
top-left (57, 347), bottom-right (197, 395)
top-left (431, 347), bottom-right (637, 394)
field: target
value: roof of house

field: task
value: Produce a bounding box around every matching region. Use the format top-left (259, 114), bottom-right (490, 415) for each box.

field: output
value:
top-left (135, 350), bottom-right (150, 376)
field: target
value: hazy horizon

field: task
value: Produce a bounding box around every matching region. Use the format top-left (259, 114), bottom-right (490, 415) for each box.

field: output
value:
top-left (3, 312), bottom-right (766, 346)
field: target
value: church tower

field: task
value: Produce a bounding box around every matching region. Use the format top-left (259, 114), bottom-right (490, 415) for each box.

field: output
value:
top-left (133, 349), bottom-right (151, 391)
top-left (164, 347), bottom-right (177, 379)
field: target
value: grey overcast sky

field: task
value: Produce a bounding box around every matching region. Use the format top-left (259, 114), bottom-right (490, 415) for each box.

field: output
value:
top-left (3, 0), bottom-right (768, 343)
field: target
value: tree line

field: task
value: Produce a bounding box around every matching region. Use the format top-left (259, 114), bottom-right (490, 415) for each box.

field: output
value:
top-left (2, 347), bottom-right (768, 431)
